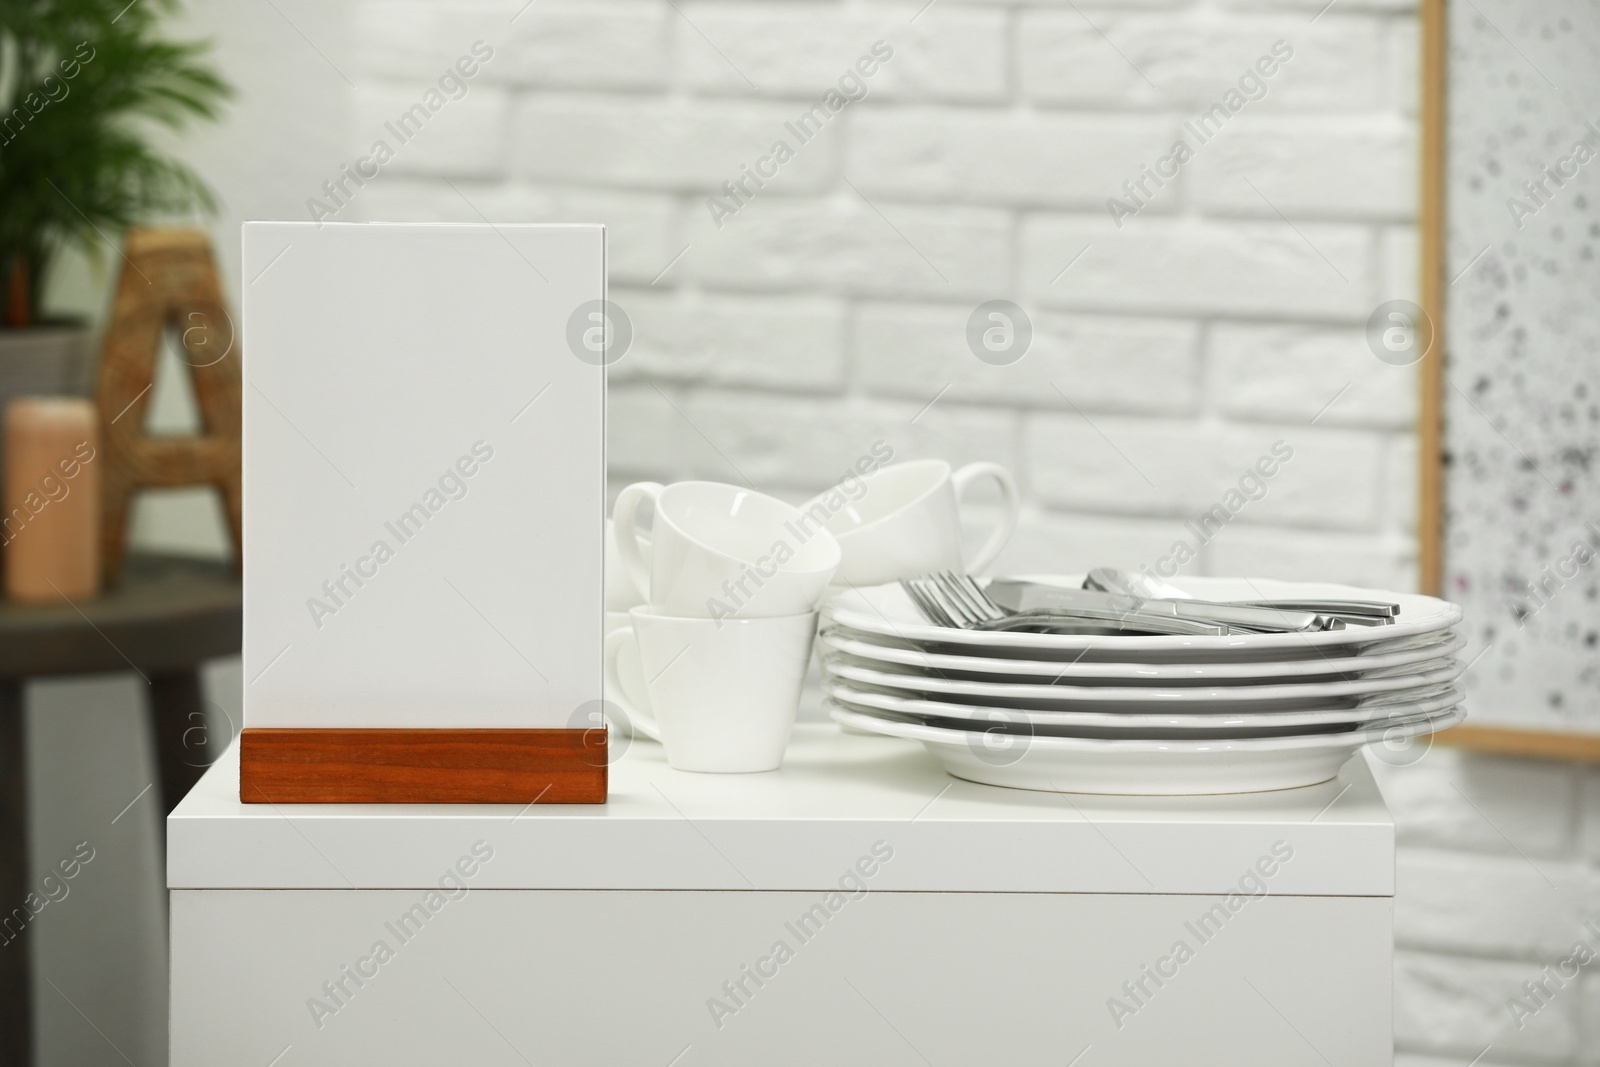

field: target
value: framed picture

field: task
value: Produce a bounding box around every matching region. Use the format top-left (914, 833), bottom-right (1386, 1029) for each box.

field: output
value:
top-left (1420, 0), bottom-right (1600, 761)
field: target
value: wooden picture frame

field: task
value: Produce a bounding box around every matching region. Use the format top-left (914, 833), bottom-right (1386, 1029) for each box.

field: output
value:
top-left (1417, 0), bottom-right (1446, 602)
top-left (1420, 1), bottom-right (1600, 763)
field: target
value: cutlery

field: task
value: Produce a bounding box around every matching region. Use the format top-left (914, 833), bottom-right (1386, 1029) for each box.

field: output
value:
top-left (1235, 600), bottom-right (1398, 623)
top-left (832, 574), bottom-right (1461, 659)
top-left (1085, 568), bottom-right (1396, 623)
top-left (929, 573), bottom-right (1228, 637)
top-left (988, 578), bottom-right (1329, 634)
top-left (899, 577), bottom-right (1227, 637)
top-left (924, 573), bottom-right (1229, 636)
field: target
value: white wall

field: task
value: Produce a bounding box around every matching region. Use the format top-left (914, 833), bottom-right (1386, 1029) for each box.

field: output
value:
top-left (337, 0), bottom-right (1423, 592)
top-left (30, 0), bottom-right (1600, 1064)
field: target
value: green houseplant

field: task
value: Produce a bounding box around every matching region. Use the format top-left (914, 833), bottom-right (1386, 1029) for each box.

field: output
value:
top-left (0, 0), bottom-right (229, 400)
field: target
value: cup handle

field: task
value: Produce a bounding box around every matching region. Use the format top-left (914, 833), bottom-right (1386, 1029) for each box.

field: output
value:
top-left (951, 462), bottom-right (1020, 574)
top-left (604, 626), bottom-right (660, 741)
top-left (612, 482), bottom-right (663, 605)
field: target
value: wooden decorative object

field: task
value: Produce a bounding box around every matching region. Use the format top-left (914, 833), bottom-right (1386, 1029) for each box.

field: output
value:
top-left (96, 228), bottom-right (242, 582)
top-left (239, 728), bottom-right (607, 804)
top-left (1441, 725), bottom-right (1600, 764)
top-left (1416, 0), bottom-right (1446, 600)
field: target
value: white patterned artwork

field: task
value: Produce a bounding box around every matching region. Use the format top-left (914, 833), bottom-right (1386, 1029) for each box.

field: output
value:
top-left (1445, 1), bottom-right (1600, 735)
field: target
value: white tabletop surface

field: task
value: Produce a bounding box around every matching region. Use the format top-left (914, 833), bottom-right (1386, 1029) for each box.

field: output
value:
top-left (168, 724), bottom-right (1394, 895)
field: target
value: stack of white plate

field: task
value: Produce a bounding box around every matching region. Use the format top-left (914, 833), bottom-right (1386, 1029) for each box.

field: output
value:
top-left (820, 575), bottom-right (1466, 795)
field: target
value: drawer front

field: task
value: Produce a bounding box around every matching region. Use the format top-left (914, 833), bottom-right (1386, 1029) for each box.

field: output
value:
top-left (173, 888), bottom-right (1391, 1066)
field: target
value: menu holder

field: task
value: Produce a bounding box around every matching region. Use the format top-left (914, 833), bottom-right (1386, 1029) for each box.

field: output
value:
top-left (239, 222), bottom-right (607, 803)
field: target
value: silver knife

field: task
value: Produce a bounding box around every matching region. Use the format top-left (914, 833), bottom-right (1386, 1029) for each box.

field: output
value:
top-left (1239, 599), bottom-right (1400, 619)
top-left (986, 579), bottom-right (1327, 633)
top-left (1085, 567), bottom-right (1397, 619)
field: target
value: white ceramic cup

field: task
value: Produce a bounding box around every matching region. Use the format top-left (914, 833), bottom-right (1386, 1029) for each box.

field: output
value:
top-left (605, 607), bottom-right (818, 772)
top-left (613, 481), bottom-right (841, 619)
top-left (605, 519), bottom-right (647, 611)
top-left (801, 459), bottom-right (1020, 587)
top-left (602, 610), bottom-right (638, 735)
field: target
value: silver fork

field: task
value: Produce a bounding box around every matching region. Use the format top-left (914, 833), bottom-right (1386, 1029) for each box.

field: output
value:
top-left (902, 574), bottom-right (1228, 637)
top-left (900, 577), bottom-right (957, 627)
top-left (935, 572), bottom-right (1231, 637)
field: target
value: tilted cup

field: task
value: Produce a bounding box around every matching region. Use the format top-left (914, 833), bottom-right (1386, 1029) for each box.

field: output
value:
top-left (801, 459), bottom-right (1019, 587)
top-left (612, 480), bottom-right (841, 619)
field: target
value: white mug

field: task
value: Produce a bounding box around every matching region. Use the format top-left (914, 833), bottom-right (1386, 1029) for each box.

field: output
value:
top-left (605, 519), bottom-right (647, 611)
top-left (613, 481), bottom-right (841, 619)
top-left (605, 607), bottom-right (817, 772)
top-left (602, 610), bottom-right (638, 735)
top-left (801, 459), bottom-right (1020, 587)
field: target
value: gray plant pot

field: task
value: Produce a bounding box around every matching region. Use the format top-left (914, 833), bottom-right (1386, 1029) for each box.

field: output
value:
top-left (0, 322), bottom-right (96, 418)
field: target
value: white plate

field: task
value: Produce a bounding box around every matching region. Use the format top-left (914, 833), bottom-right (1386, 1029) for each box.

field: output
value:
top-left (818, 628), bottom-right (1467, 683)
top-left (823, 576), bottom-right (1461, 662)
top-left (826, 702), bottom-right (1468, 795)
top-left (822, 656), bottom-right (1462, 712)
top-left (825, 678), bottom-right (1463, 737)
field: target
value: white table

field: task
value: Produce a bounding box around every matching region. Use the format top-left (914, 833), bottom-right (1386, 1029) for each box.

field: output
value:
top-left (169, 725), bottom-right (1394, 1065)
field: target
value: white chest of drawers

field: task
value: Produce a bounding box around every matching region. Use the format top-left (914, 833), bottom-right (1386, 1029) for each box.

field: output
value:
top-left (168, 725), bottom-right (1394, 1065)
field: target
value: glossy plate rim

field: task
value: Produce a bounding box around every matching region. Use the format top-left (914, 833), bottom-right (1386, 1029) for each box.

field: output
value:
top-left (822, 656), bottom-right (1463, 704)
top-left (824, 678), bottom-right (1465, 730)
top-left (818, 628), bottom-right (1467, 681)
top-left (828, 700), bottom-right (1466, 753)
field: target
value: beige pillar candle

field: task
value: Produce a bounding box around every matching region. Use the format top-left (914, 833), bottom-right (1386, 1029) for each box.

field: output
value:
top-left (4, 397), bottom-right (101, 603)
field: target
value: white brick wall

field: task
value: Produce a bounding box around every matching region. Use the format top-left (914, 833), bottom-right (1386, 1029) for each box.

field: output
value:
top-left (855, 305), bottom-right (1201, 413)
top-left (680, 4), bottom-right (1009, 102)
top-left (1187, 114), bottom-right (1418, 218)
top-left (508, 97), bottom-right (839, 190)
top-left (312, 0), bottom-right (1599, 1060)
top-left (1017, 11), bottom-right (1387, 110)
top-left (850, 111), bottom-right (1180, 207)
top-left (1373, 750), bottom-right (1600, 1066)
top-left (1023, 215), bottom-right (1377, 318)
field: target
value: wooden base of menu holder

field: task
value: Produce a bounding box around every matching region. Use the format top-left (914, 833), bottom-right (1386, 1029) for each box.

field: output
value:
top-left (239, 728), bottom-right (607, 804)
